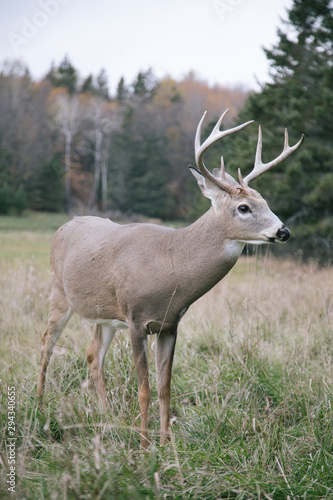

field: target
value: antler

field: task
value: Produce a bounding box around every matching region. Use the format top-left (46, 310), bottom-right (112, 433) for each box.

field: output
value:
top-left (242, 126), bottom-right (305, 185)
top-left (195, 109), bottom-right (253, 194)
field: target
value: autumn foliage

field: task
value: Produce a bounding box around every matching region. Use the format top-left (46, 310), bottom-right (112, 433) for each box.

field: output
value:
top-left (0, 59), bottom-right (247, 219)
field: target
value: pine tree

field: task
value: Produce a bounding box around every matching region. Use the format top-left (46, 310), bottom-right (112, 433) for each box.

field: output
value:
top-left (13, 185), bottom-right (27, 215)
top-left (96, 69), bottom-right (110, 100)
top-left (127, 133), bottom-right (174, 218)
top-left (116, 77), bottom-right (128, 103)
top-left (132, 69), bottom-right (156, 98)
top-left (47, 56), bottom-right (78, 94)
top-left (28, 158), bottom-right (64, 212)
top-left (81, 74), bottom-right (95, 94)
top-left (0, 182), bottom-right (12, 214)
top-left (222, 0), bottom-right (333, 263)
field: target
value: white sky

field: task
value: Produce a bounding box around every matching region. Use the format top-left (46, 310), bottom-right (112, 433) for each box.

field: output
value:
top-left (0, 0), bottom-right (293, 93)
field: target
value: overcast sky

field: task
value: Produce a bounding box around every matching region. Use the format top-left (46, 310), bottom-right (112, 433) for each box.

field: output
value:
top-left (1, 0), bottom-right (293, 93)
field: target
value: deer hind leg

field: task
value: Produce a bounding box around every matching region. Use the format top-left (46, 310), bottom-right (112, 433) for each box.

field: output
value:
top-left (130, 328), bottom-right (152, 449)
top-left (37, 288), bottom-right (73, 400)
top-left (86, 325), bottom-right (116, 409)
top-left (156, 329), bottom-right (177, 445)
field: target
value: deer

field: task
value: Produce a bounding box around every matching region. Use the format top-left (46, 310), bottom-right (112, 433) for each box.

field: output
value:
top-left (37, 109), bottom-right (304, 449)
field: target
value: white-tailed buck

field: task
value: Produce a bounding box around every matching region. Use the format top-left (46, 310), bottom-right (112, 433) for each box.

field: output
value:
top-left (37, 110), bottom-right (304, 448)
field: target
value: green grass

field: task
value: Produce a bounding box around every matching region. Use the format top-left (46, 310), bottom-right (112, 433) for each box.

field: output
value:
top-left (0, 212), bottom-right (69, 268)
top-left (0, 213), bottom-right (333, 498)
top-left (0, 211), bottom-right (69, 232)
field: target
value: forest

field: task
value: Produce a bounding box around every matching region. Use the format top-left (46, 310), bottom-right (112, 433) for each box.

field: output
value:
top-left (0, 0), bottom-right (332, 263)
top-left (0, 60), bottom-right (247, 218)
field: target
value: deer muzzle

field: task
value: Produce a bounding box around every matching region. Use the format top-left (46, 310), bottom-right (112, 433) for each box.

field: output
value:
top-left (275, 226), bottom-right (291, 243)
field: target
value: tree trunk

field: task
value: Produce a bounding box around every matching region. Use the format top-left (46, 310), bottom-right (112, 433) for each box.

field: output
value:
top-left (64, 130), bottom-right (72, 213)
top-left (101, 160), bottom-right (108, 213)
top-left (88, 128), bottom-right (102, 209)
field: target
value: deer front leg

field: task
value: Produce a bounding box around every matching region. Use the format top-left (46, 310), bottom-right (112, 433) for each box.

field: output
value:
top-left (130, 328), bottom-right (151, 449)
top-left (156, 329), bottom-right (177, 445)
top-left (86, 325), bottom-right (116, 409)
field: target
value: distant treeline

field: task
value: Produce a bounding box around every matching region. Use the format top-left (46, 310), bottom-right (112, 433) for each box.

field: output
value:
top-left (0, 57), bottom-right (247, 219)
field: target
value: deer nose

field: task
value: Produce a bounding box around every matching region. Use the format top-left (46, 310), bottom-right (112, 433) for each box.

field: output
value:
top-left (276, 226), bottom-right (290, 242)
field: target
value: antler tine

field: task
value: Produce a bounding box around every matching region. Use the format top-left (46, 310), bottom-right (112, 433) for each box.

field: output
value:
top-left (194, 109), bottom-right (253, 193)
top-left (220, 156), bottom-right (226, 179)
top-left (194, 110), bottom-right (208, 158)
top-left (243, 126), bottom-right (305, 185)
top-left (255, 124), bottom-right (263, 169)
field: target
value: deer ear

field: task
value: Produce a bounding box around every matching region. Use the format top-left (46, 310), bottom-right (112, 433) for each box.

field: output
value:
top-left (189, 165), bottom-right (221, 201)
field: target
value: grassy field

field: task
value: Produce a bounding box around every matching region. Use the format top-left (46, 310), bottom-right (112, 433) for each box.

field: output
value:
top-left (0, 213), bottom-right (333, 499)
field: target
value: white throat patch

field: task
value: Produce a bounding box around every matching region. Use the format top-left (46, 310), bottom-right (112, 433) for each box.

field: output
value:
top-left (224, 240), bottom-right (245, 259)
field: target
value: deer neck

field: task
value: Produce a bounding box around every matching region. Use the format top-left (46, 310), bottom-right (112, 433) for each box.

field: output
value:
top-left (170, 208), bottom-right (244, 304)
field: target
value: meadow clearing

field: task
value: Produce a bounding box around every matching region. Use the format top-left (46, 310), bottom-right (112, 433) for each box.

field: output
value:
top-left (0, 213), bottom-right (333, 499)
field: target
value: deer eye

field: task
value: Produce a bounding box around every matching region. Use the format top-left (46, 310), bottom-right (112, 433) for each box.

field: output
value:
top-left (238, 204), bottom-right (251, 214)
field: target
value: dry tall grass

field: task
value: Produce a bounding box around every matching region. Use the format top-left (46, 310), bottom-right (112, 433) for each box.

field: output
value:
top-left (183, 254), bottom-right (333, 369)
top-left (1, 230), bottom-right (333, 499)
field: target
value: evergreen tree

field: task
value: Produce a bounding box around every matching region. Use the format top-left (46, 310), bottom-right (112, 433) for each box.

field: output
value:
top-left (132, 69), bottom-right (157, 98)
top-left (222, 0), bottom-right (333, 263)
top-left (96, 69), bottom-right (110, 100)
top-left (13, 185), bottom-right (27, 215)
top-left (116, 77), bottom-right (128, 103)
top-left (109, 108), bottom-right (175, 219)
top-left (108, 106), bottom-right (134, 212)
top-left (28, 158), bottom-right (64, 212)
top-left (127, 133), bottom-right (174, 218)
top-left (47, 56), bottom-right (78, 94)
top-left (81, 74), bottom-right (95, 94)
top-left (0, 182), bottom-right (12, 214)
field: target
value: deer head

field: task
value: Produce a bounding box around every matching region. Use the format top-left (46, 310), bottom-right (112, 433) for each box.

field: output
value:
top-left (190, 109), bottom-right (304, 245)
